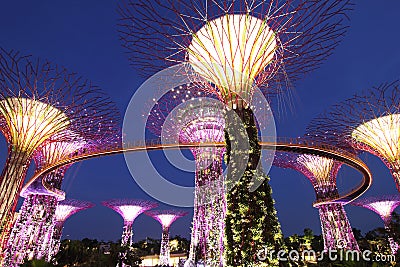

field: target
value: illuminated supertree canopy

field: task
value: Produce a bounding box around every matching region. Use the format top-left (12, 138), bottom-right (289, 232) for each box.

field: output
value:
top-left (145, 210), bottom-right (187, 267)
top-left (119, 2), bottom-right (352, 264)
top-left (102, 199), bottom-right (158, 247)
top-left (119, 0), bottom-right (352, 107)
top-left (307, 82), bottom-right (400, 192)
top-left (4, 125), bottom-right (120, 263)
top-left (273, 151), bottom-right (359, 251)
top-left (51, 199), bottom-right (94, 259)
top-left (352, 195), bottom-right (400, 254)
top-left (147, 88), bottom-right (226, 266)
top-left (0, 48), bottom-right (119, 243)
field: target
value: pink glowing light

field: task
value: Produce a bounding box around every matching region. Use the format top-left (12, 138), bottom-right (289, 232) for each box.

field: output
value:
top-left (102, 199), bottom-right (158, 223)
top-left (352, 195), bottom-right (400, 224)
top-left (55, 200), bottom-right (94, 223)
top-left (274, 151), bottom-right (359, 251)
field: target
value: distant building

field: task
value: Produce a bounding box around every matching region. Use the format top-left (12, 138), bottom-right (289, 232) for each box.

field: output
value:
top-left (140, 253), bottom-right (186, 267)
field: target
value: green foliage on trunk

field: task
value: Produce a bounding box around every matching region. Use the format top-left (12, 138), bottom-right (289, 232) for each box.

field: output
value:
top-left (224, 108), bottom-right (284, 266)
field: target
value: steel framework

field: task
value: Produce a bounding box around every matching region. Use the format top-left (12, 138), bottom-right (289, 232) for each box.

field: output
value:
top-left (102, 199), bottom-right (158, 247)
top-left (307, 82), bottom-right (400, 192)
top-left (146, 88), bottom-right (226, 265)
top-left (119, 0), bottom-right (352, 107)
top-left (274, 151), bottom-right (359, 251)
top-left (352, 195), bottom-right (400, 255)
top-left (4, 128), bottom-right (119, 264)
top-left (0, 48), bottom-right (119, 249)
top-left (25, 137), bottom-right (372, 207)
top-left (50, 199), bottom-right (94, 260)
top-left (119, 2), bottom-right (352, 263)
top-left (145, 210), bottom-right (187, 266)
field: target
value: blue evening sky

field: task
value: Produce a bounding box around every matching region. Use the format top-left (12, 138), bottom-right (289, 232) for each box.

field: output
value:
top-left (0, 1), bottom-right (399, 242)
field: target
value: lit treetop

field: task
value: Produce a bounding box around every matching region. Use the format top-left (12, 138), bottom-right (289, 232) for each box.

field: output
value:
top-left (19, 131), bottom-right (87, 200)
top-left (352, 195), bottom-right (400, 254)
top-left (102, 199), bottom-right (158, 224)
top-left (274, 151), bottom-right (342, 200)
top-left (145, 210), bottom-right (187, 230)
top-left (0, 48), bottom-right (120, 230)
top-left (146, 87), bottom-right (225, 157)
top-left (147, 88), bottom-right (226, 265)
top-left (307, 82), bottom-right (400, 191)
top-left (352, 195), bottom-right (400, 225)
top-left (119, 0), bottom-right (352, 107)
top-left (102, 199), bottom-right (158, 247)
top-left (52, 199), bottom-right (94, 255)
top-left (145, 210), bottom-right (187, 267)
top-left (55, 199), bottom-right (95, 224)
top-left (273, 150), bottom-right (360, 251)
top-left (32, 124), bottom-right (121, 172)
top-left (0, 48), bottom-right (118, 155)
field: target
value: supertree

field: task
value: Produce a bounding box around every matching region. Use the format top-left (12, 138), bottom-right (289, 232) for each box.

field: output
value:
top-left (102, 199), bottom-right (158, 247)
top-left (307, 82), bottom-right (400, 192)
top-left (119, 1), bottom-right (352, 264)
top-left (4, 124), bottom-right (120, 263)
top-left (352, 195), bottom-right (400, 255)
top-left (145, 210), bottom-right (187, 267)
top-left (273, 151), bottom-right (359, 251)
top-left (0, 48), bottom-right (118, 245)
top-left (48, 199), bottom-right (94, 259)
top-left (146, 88), bottom-right (227, 266)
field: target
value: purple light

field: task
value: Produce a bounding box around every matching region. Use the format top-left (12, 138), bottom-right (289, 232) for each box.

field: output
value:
top-left (4, 135), bottom-right (85, 264)
top-left (145, 210), bottom-right (187, 266)
top-left (55, 203), bottom-right (90, 222)
top-left (4, 127), bottom-right (118, 264)
top-left (147, 91), bottom-right (226, 266)
top-left (307, 82), bottom-right (400, 192)
top-left (50, 199), bottom-right (94, 260)
top-left (3, 195), bottom-right (58, 265)
top-left (102, 199), bottom-right (158, 247)
top-left (0, 49), bottom-right (121, 251)
top-left (274, 152), bottom-right (359, 251)
top-left (5, 199), bottom-right (94, 265)
top-left (352, 195), bottom-right (400, 254)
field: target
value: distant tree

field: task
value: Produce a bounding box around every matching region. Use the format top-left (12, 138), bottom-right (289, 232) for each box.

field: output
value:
top-left (170, 235), bottom-right (190, 253)
top-left (285, 234), bottom-right (300, 251)
top-left (311, 234), bottom-right (324, 252)
top-left (114, 245), bottom-right (142, 267)
top-left (301, 228), bottom-right (314, 250)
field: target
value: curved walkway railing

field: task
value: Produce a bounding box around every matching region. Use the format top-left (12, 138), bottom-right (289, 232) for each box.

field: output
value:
top-left (22, 137), bottom-right (372, 206)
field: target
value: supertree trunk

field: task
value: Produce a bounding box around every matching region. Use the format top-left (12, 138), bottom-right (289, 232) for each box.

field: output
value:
top-left (0, 149), bottom-right (31, 236)
top-left (224, 107), bottom-right (283, 266)
top-left (121, 221), bottom-right (133, 247)
top-left (188, 149), bottom-right (225, 266)
top-left (3, 193), bottom-right (58, 265)
top-left (187, 216), bottom-right (199, 264)
top-left (384, 221), bottom-right (399, 255)
top-left (119, 221), bottom-right (134, 267)
top-left (159, 226), bottom-right (170, 266)
top-left (3, 166), bottom-right (69, 264)
top-left (49, 221), bottom-right (63, 261)
top-left (315, 185), bottom-right (359, 251)
top-left (203, 170), bottom-right (226, 266)
top-left (318, 203), bottom-right (359, 251)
